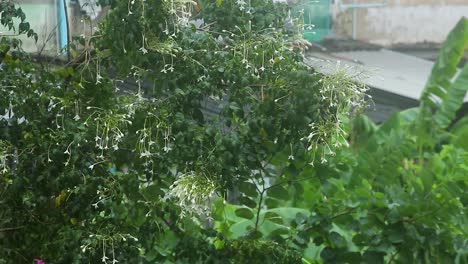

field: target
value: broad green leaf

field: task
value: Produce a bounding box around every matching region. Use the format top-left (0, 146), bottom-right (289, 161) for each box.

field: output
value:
top-left (264, 211), bottom-right (284, 224)
top-left (213, 237), bottom-right (225, 249)
top-left (376, 107), bottom-right (419, 140)
top-left (239, 196), bottom-right (257, 208)
top-left (212, 199), bottom-right (247, 223)
top-left (229, 219), bottom-right (254, 239)
top-left (350, 114), bottom-right (377, 146)
top-left (235, 207), bottom-right (255, 219)
top-left (421, 18), bottom-right (468, 106)
top-left (303, 242), bottom-right (324, 261)
top-left (450, 116), bottom-right (468, 150)
top-left (239, 181), bottom-right (258, 198)
top-left (420, 167), bottom-right (435, 193)
top-left (329, 232), bottom-right (345, 247)
top-left (267, 185), bottom-right (289, 200)
top-left (258, 219), bottom-right (289, 237)
top-left (434, 64), bottom-right (468, 128)
top-left (266, 207), bottom-right (310, 224)
top-left (212, 197), bottom-right (226, 221)
top-left (419, 17), bottom-right (468, 130)
top-left (330, 223), bottom-right (359, 251)
top-left (362, 251), bottom-right (385, 264)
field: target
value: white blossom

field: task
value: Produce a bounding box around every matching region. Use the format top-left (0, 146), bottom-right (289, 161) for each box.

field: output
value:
top-left (164, 172), bottom-right (218, 216)
top-left (139, 46), bottom-right (148, 54)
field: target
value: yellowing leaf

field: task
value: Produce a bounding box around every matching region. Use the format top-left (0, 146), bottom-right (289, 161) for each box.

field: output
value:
top-left (54, 190), bottom-right (67, 207)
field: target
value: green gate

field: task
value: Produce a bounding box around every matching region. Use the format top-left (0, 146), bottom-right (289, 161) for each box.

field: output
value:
top-left (292, 0), bottom-right (331, 42)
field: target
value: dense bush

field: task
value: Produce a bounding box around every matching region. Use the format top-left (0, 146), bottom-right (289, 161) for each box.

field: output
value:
top-left (0, 1), bottom-right (467, 263)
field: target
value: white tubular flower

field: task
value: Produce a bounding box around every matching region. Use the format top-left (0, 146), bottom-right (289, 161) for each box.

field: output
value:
top-left (139, 46), bottom-right (148, 54)
top-left (236, 0), bottom-right (247, 10)
top-left (164, 172), bottom-right (219, 216)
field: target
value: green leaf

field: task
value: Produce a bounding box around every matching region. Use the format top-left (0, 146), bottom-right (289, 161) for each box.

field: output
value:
top-left (141, 184), bottom-right (164, 202)
top-left (213, 237), bottom-right (225, 249)
top-left (259, 220), bottom-right (289, 237)
top-left (239, 181), bottom-right (258, 198)
top-left (229, 219), bottom-right (254, 239)
top-left (239, 196), bottom-right (258, 208)
top-left (265, 197), bottom-right (280, 208)
top-left (329, 232), bottom-right (345, 247)
top-left (18, 22), bottom-right (29, 33)
top-left (266, 207), bottom-right (310, 224)
top-left (295, 212), bottom-right (308, 225)
top-left (235, 207), bottom-right (254, 219)
top-left (419, 17), bottom-right (468, 129)
top-left (420, 167), bottom-right (435, 193)
top-left (450, 116), bottom-right (468, 150)
top-left (267, 185), bottom-right (289, 200)
top-left (369, 107), bottom-right (419, 145)
top-left (387, 228), bottom-right (405, 244)
top-left (362, 251), bottom-right (385, 264)
top-left (351, 114), bottom-right (377, 146)
top-left (433, 64), bottom-right (468, 128)
top-left (212, 197), bottom-right (226, 221)
top-left (264, 211), bottom-right (283, 224)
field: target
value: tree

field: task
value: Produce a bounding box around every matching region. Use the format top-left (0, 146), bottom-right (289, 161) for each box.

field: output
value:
top-left (1, 0), bottom-right (362, 262)
top-left (1, 1), bottom-right (465, 263)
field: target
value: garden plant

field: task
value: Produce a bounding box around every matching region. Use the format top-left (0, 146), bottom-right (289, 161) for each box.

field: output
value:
top-left (0, 0), bottom-right (467, 263)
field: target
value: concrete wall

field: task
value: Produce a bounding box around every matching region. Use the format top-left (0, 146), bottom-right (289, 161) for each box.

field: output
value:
top-left (0, 0), bottom-right (58, 53)
top-left (1, 0), bottom-right (103, 54)
top-left (332, 0), bottom-right (468, 46)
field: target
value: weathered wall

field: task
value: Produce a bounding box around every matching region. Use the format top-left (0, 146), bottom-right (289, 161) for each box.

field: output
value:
top-left (332, 0), bottom-right (468, 46)
top-left (0, 1), bottom-right (58, 53)
top-left (1, 0), bottom-right (104, 54)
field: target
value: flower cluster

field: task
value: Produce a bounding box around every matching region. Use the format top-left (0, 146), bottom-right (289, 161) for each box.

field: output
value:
top-left (303, 62), bottom-right (369, 165)
top-left (0, 141), bottom-right (12, 175)
top-left (80, 233), bottom-right (138, 264)
top-left (164, 172), bottom-right (219, 216)
top-left (302, 120), bottom-right (348, 166)
top-left (236, 0), bottom-right (248, 11)
top-left (319, 61), bottom-right (370, 115)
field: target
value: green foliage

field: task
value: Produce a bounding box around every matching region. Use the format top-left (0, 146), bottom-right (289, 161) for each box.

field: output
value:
top-left (199, 0), bottom-right (291, 33)
top-left (0, 0), bottom-right (37, 65)
top-left (207, 15), bottom-right (468, 264)
top-left (0, 2), bottom-right (466, 264)
top-left (418, 18), bottom-right (468, 137)
top-left (0, 0), bottom-right (37, 41)
top-left (450, 115), bottom-right (468, 150)
top-left (0, 0), bottom-right (345, 263)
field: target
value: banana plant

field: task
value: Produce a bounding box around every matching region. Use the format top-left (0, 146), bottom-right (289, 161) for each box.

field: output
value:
top-left (352, 17), bottom-right (468, 151)
top-left (416, 17), bottom-right (468, 147)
